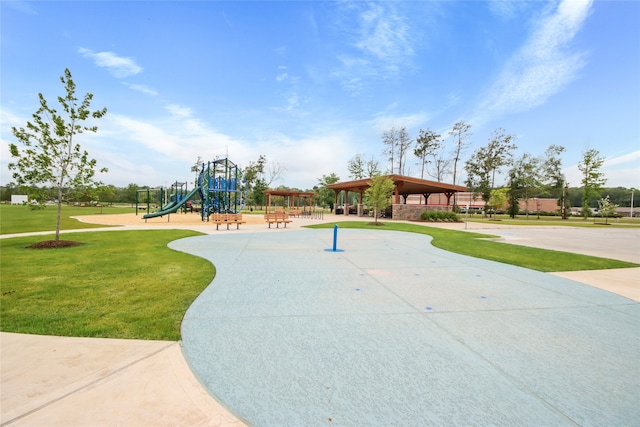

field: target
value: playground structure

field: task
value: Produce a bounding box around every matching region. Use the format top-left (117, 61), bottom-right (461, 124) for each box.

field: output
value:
top-left (142, 158), bottom-right (248, 221)
top-left (197, 158), bottom-right (248, 220)
top-left (135, 187), bottom-right (165, 214)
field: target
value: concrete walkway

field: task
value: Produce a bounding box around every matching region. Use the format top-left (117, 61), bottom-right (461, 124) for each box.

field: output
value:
top-left (1, 216), bottom-right (639, 426)
top-left (176, 228), bottom-right (639, 426)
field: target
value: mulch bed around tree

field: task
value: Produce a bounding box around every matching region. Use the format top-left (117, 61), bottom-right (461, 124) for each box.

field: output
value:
top-left (27, 240), bottom-right (84, 249)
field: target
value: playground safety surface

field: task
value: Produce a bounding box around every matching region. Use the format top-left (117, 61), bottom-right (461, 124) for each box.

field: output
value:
top-left (1, 215), bottom-right (639, 426)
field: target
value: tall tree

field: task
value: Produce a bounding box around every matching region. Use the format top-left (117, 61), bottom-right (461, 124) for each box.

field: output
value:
top-left (578, 148), bottom-right (606, 219)
top-left (464, 128), bottom-right (517, 217)
top-left (510, 153), bottom-right (542, 217)
top-left (382, 128), bottom-right (397, 174)
top-left (427, 147), bottom-right (452, 182)
top-left (348, 154), bottom-right (366, 179)
top-left (382, 127), bottom-right (412, 174)
top-left (366, 156), bottom-right (381, 177)
top-left (542, 144), bottom-right (568, 219)
top-left (396, 127), bottom-right (412, 175)
top-left (317, 173), bottom-right (340, 210)
top-left (364, 174), bottom-right (396, 224)
top-left (244, 154), bottom-right (267, 208)
top-left (506, 168), bottom-right (523, 218)
top-left (414, 128), bottom-right (441, 179)
top-left (448, 120), bottom-right (472, 208)
top-left (265, 160), bottom-right (286, 187)
top-left (8, 69), bottom-right (107, 242)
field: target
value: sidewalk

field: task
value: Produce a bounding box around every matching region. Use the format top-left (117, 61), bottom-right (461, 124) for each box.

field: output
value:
top-left (1, 215), bottom-right (638, 426)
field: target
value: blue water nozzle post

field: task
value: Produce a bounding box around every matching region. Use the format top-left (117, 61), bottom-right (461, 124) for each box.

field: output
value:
top-left (325, 224), bottom-right (343, 252)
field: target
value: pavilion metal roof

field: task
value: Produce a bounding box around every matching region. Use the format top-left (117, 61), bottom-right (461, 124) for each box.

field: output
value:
top-left (326, 174), bottom-right (467, 195)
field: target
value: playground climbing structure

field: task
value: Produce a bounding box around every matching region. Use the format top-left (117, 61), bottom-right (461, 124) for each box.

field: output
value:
top-left (142, 157), bottom-right (247, 221)
top-left (198, 158), bottom-right (248, 220)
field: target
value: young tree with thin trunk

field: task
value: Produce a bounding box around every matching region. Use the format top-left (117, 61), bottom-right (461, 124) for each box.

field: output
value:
top-left (8, 69), bottom-right (107, 243)
top-left (364, 174), bottom-right (396, 225)
top-left (578, 148), bottom-right (606, 219)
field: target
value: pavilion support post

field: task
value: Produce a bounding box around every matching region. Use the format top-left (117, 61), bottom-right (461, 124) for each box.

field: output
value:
top-left (444, 191), bottom-right (455, 210)
top-left (345, 190), bottom-right (349, 215)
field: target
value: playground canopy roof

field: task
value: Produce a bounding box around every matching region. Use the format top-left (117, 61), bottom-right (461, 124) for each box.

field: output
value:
top-left (326, 174), bottom-right (467, 199)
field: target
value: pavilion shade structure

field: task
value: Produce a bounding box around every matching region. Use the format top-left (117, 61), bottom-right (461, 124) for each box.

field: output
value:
top-left (326, 174), bottom-right (468, 210)
top-left (264, 190), bottom-right (315, 213)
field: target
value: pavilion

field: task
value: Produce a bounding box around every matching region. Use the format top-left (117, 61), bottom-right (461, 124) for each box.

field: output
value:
top-left (326, 174), bottom-right (467, 220)
top-left (264, 189), bottom-right (315, 213)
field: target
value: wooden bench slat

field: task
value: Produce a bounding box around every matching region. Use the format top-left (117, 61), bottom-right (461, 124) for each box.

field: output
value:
top-left (264, 212), bottom-right (293, 228)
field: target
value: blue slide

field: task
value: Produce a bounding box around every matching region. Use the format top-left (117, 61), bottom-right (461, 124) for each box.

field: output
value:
top-left (142, 187), bottom-right (201, 219)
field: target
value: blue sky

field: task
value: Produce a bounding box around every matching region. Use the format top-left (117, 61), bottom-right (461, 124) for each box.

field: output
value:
top-left (2, 0), bottom-right (639, 192)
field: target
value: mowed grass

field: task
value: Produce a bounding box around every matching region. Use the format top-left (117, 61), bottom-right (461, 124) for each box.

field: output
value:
top-left (465, 214), bottom-right (640, 228)
top-left (307, 221), bottom-right (639, 272)
top-left (1, 230), bottom-right (214, 340)
top-left (0, 204), bottom-right (133, 234)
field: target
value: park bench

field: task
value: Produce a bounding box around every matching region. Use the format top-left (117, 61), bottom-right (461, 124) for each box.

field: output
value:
top-left (210, 213), bottom-right (247, 230)
top-left (289, 209), bottom-right (302, 217)
top-left (264, 212), bottom-right (292, 228)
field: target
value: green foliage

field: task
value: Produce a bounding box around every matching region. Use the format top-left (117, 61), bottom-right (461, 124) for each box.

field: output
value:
top-left (578, 148), bottom-right (606, 219)
top-left (506, 169), bottom-right (521, 218)
top-left (465, 128), bottom-right (517, 214)
top-left (364, 175), bottom-right (396, 223)
top-left (8, 69), bottom-right (108, 240)
top-left (597, 195), bottom-right (618, 224)
top-left (420, 210), bottom-right (460, 222)
top-left (414, 128), bottom-right (441, 179)
top-left (448, 120), bottom-right (472, 191)
top-left (347, 153), bottom-right (366, 179)
top-left (307, 222), bottom-right (639, 272)
top-left (316, 173), bottom-right (340, 209)
top-left (0, 230), bottom-right (214, 340)
top-left (0, 204), bottom-right (130, 235)
top-left (489, 187), bottom-right (509, 214)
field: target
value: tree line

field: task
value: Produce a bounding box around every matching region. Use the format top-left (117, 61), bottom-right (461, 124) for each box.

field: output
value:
top-left (6, 69), bottom-right (636, 233)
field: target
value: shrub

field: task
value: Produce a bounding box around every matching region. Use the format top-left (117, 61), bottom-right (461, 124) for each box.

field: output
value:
top-left (420, 210), bottom-right (460, 222)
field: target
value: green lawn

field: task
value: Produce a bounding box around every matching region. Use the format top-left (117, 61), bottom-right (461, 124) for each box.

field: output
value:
top-left (1, 230), bottom-right (214, 340)
top-left (2, 206), bottom-right (636, 341)
top-left (464, 214), bottom-right (640, 228)
top-left (0, 204), bottom-right (134, 235)
top-left (307, 221), bottom-right (639, 272)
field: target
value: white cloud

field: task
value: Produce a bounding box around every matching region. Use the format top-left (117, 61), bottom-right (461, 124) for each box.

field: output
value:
top-left (124, 83), bottom-right (158, 96)
top-left (475, 0), bottom-right (593, 125)
top-left (78, 48), bottom-right (143, 78)
top-left (332, 2), bottom-right (416, 94)
top-left (370, 111), bottom-right (430, 133)
top-left (564, 150), bottom-right (640, 189)
top-left (354, 3), bottom-right (414, 64)
top-left (604, 150), bottom-right (640, 168)
top-left (165, 104), bottom-right (192, 119)
top-left (276, 73), bottom-right (289, 82)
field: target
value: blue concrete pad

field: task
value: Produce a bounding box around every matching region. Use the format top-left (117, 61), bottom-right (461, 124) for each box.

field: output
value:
top-left (172, 229), bottom-right (639, 426)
